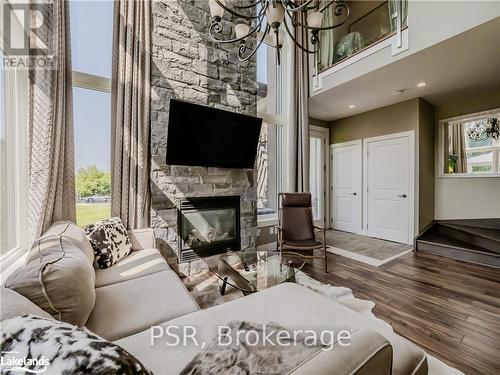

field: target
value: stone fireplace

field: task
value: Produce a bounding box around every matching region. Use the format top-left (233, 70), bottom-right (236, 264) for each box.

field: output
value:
top-left (149, 1), bottom-right (258, 274)
top-left (178, 196), bottom-right (241, 262)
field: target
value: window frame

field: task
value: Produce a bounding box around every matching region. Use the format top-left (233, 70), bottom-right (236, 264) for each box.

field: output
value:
top-left (438, 108), bottom-right (500, 179)
top-left (0, 0), bottom-right (29, 263)
top-left (256, 42), bottom-right (288, 226)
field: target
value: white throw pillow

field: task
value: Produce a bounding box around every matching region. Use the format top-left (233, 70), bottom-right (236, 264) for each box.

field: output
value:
top-left (85, 217), bottom-right (132, 269)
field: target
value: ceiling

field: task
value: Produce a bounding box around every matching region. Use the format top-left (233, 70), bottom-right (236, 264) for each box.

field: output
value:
top-left (309, 17), bottom-right (500, 121)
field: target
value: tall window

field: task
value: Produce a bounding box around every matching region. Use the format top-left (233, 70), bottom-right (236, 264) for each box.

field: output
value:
top-left (70, 0), bottom-right (113, 226)
top-left (256, 43), bottom-right (286, 221)
top-left (0, 6), bottom-right (29, 255)
top-left (0, 48), bottom-right (7, 252)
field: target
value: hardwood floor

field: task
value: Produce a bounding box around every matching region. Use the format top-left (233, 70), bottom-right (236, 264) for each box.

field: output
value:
top-left (302, 252), bottom-right (500, 375)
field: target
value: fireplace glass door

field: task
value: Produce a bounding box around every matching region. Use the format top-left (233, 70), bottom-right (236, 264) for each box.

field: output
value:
top-left (181, 208), bottom-right (237, 249)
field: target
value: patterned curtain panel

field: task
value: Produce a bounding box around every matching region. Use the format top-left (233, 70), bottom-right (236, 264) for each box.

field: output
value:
top-left (287, 9), bottom-right (310, 193)
top-left (448, 123), bottom-right (468, 173)
top-left (319, 1), bottom-right (335, 70)
top-left (388, 0), bottom-right (408, 31)
top-left (111, 0), bottom-right (151, 229)
top-left (28, 0), bottom-right (76, 242)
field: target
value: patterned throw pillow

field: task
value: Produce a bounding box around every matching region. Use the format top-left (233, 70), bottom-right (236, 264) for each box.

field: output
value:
top-left (0, 315), bottom-right (152, 375)
top-left (85, 217), bottom-right (132, 269)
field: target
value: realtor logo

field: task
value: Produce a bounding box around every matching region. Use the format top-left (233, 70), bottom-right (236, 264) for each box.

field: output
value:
top-left (0, 351), bottom-right (49, 373)
top-left (2, 2), bottom-right (55, 69)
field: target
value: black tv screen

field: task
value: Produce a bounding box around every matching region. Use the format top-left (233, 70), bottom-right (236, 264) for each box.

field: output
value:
top-left (166, 99), bottom-right (263, 169)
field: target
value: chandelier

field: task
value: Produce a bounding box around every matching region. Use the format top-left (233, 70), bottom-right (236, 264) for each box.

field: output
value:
top-left (466, 118), bottom-right (500, 142)
top-left (207, 0), bottom-right (350, 64)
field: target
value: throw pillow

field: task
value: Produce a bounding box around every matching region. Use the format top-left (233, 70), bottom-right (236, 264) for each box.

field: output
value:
top-left (0, 315), bottom-right (152, 375)
top-left (28, 221), bottom-right (95, 265)
top-left (5, 236), bottom-right (96, 326)
top-left (85, 217), bottom-right (132, 269)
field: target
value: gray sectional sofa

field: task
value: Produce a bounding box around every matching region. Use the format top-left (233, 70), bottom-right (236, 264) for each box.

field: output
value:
top-left (1, 222), bottom-right (428, 374)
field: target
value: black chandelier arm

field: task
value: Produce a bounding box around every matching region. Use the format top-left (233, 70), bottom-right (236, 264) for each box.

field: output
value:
top-left (231, 0), bottom-right (265, 10)
top-left (209, 14), bottom-right (265, 44)
top-left (287, 2), bottom-right (350, 31)
top-left (213, 0), bottom-right (267, 20)
top-left (282, 0), bottom-right (316, 13)
top-left (238, 24), bottom-right (271, 62)
top-left (283, 15), bottom-right (319, 54)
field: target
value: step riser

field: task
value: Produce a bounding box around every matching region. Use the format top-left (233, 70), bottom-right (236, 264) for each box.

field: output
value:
top-left (436, 226), bottom-right (500, 254)
top-left (417, 242), bottom-right (500, 269)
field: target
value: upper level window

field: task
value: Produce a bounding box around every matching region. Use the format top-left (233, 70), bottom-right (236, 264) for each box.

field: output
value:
top-left (319, 0), bottom-right (408, 71)
top-left (439, 109), bottom-right (500, 177)
top-left (70, 0), bottom-right (113, 226)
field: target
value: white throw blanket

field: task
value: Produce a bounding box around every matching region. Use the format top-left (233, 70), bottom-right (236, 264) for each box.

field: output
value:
top-left (295, 271), bottom-right (464, 375)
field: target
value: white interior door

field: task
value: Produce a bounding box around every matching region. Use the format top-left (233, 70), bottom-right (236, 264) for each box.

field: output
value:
top-left (365, 133), bottom-right (413, 244)
top-left (331, 141), bottom-right (362, 233)
top-left (309, 128), bottom-right (328, 225)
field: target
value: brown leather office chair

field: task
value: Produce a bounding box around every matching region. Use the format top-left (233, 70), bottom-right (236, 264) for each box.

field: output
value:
top-left (276, 192), bottom-right (328, 273)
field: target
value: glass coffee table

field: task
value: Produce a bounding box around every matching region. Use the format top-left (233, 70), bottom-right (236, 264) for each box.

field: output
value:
top-left (196, 250), bottom-right (305, 295)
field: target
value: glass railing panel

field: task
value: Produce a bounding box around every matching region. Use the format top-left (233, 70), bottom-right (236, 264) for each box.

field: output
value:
top-left (319, 0), bottom-right (408, 72)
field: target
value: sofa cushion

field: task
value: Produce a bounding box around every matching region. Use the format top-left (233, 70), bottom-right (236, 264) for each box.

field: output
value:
top-left (85, 217), bottom-right (132, 269)
top-left (115, 283), bottom-right (426, 375)
top-left (0, 287), bottom-right (52, 321)
top-left (95, 248), bottom-right (171, 288)
top-left (86, 270), bottom-right (199, 341)
top-left (5, 236), bottom-right (96, 326)
top-left (28, 221), bottom-right (94, 265)
top-left (1, 315), bottom-right (152, 374)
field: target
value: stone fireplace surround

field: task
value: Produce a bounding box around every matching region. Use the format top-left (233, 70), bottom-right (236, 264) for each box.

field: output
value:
top-left (149, 1), bottom-right (258, 275)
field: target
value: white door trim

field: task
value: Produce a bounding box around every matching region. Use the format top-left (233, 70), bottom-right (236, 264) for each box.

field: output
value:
top-left (310, 125), bottom-right (330, 228)
top-left (330, 139), bottom-right (363, 232)
top-left (362, 130), bottom-right (415, 245)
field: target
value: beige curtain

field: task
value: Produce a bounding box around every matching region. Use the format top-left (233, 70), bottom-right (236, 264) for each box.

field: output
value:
top-left (28, 0), bottom-right (75, 242)
top-left (319, 1), bottom-right (335, 70)
top-left (448, 123), bottom-right (468, 173)
top-left (287, 10), bottom-right (310, 193)
top-left (111, 0), bottom-right (151, 229)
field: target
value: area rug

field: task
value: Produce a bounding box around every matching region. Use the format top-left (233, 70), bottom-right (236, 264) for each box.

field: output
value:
top-left (185, 271), bottom-right (463, 375)
top-left (325, 230), bottom-right (413, 266)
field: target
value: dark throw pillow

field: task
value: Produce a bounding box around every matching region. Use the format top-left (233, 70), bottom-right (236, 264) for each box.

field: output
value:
top-left (85, 217), bottom-right (132, 269)
top-left (0, 315), bottom-right (153, 375)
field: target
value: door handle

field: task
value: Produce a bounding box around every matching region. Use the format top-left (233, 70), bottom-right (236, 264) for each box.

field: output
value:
top-left (398, 194), bottom-right (407, 198)
top-left (351, 192), bottom-right (357, 196)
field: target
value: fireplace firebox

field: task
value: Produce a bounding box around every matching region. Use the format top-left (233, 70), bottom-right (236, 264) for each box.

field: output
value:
top-left (177, 196), bottom-right (241, 262)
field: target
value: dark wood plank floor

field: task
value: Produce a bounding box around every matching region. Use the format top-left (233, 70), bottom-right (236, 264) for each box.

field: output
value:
top-left (302, 252), bottom-right (500, 375)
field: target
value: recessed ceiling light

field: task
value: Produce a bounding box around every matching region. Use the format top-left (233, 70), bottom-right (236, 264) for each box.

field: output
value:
top-left (349, 104), bottom-right (356, 109)
top-left (417, 82), bottom-right (427, 88)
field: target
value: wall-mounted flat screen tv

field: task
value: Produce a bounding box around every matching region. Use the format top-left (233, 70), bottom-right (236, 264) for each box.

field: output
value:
top-left (166, 99), bottom-right (262, 169)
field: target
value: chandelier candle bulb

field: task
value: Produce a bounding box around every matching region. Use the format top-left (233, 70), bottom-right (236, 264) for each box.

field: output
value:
top-left (307, 12), bottom-right (324, 29)
top-left (209, 0), bottom-right (225, 19)
top-left (266, 3), bottom-right (285, 25)
top-left (235, 23), bottom-right (250, 40)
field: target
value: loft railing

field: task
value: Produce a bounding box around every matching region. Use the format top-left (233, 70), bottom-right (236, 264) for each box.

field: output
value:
top-left (318, 0), bottom-right (408, 72)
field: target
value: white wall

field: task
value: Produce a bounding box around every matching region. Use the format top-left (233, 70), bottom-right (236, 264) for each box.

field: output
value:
top-left (435, 178), bottom-right (500, 219)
